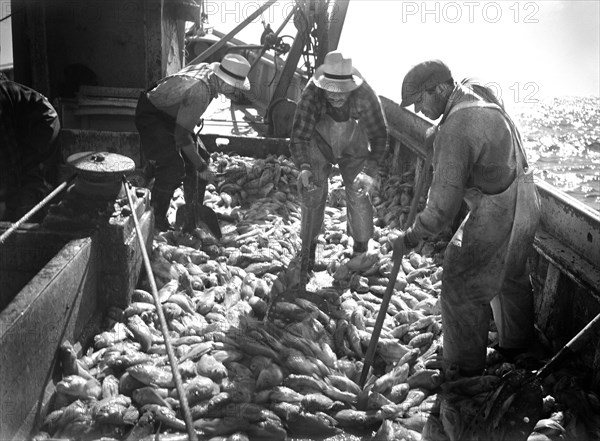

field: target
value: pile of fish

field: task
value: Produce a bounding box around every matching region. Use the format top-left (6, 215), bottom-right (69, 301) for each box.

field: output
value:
top-left (33, 151), bottom-right (600, 441)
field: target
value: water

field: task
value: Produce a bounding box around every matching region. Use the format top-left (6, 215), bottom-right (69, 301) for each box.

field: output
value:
top-left (508, 97), bottom-right (600, 212)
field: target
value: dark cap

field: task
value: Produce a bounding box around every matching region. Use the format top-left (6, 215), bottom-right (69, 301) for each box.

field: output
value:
top-left (400, 60), bottom-right (453, 107)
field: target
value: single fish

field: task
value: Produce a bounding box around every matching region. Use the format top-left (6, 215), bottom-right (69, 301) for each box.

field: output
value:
top-left (127, 364), bottom-right (174, 388)
top-left (185, 375), bottom-right (220, 405)
top-left (256, 363), bottom-right (284, 391)
top-left (333, 409), bottom-right (382, 429)
top-left (286, 410), bottom-right (341, 437)
top-left (132, 387), bottom-right (171, 409)
top-left (373, 363), bottom-right (410, 393)
top-left (196, 353), bottom-right (228, 381)
top-left (301, 393), bottom-right (335, 413)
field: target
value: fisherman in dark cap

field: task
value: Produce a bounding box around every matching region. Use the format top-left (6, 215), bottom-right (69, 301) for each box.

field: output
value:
top-left (290, 50), bottom-right (388, 269)
top-left (135, 53), bottom-right (251, 233)
top-left (0, 78), bottom-right (61, 222)
top-left (393, 60), bottom-right (541, 377)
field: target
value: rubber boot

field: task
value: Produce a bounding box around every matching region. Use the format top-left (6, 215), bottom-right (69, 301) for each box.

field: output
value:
top-left (151, 188), bottom-right (172, 231)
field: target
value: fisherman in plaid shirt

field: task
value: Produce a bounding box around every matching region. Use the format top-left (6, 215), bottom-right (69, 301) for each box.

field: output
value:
top-left (290, 51), bottom-right (388, 269)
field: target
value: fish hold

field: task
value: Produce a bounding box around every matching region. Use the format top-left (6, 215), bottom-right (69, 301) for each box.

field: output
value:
top-left (256, 363), bottom-right (284, 391)
top-left (56, 375), bottom-right (101, 400)
top-left (185, 376), bottom-right (220, 405)
top-left (127, 364), bottom-right (174, 388)
top-left (286, 410), bottom-right (341, 437)
top-left (333, 409), bottom-right (382, 429)
top-left (196, 354), bottom-right (228, 381)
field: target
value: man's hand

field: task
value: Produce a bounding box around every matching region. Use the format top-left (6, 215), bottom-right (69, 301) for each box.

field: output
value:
top-left (392, 229), bottom-right (420, 261)
top-left (198, 168), bottom-right (215, 183)
top-left (353, 171), bottom-right (378, 197)
top-left (297, 169), bottom-right (315, 193)
top-left (392, 232), bottom-right (409, 261)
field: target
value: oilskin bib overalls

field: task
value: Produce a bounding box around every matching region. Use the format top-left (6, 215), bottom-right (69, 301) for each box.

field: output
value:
top-left (300, 110), bottom-right (374, 249)
top-left (440, 100), bottom-right (541, 375)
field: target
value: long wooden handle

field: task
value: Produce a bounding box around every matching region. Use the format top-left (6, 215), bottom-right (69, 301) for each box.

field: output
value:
top-left (359, 255), bottom-right (403, 387)
top-left (122, 178), bottom-right (198, 441)
top-left (0, 174), bottom-right (77, 245)
top-left (536, 311), bottom-right (600, 380)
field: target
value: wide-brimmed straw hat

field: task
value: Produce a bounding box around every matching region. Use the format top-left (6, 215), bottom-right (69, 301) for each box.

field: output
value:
top-left (212, 54), bottom-right (251, 91)
top-left (313, 51), bottom-right (363, 93)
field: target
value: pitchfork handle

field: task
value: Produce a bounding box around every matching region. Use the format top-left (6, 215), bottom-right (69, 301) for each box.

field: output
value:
top-left (359, 254), bottom-right (403, 388)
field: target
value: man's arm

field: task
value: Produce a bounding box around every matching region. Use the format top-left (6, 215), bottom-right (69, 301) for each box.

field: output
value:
top-left (175, 83), bottom-right (212, 171)
top-left (289, 81), bottom-right (321, 170)
top-left (356, 81), bottom-right (388, 172)
top-left (410, 119), bottom-right (471, 241)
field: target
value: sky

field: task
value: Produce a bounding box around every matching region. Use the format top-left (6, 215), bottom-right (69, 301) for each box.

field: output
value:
top-left (2, 0), bottom-right (598, 105)
top-left (201, 0), bottom-right (600, 107)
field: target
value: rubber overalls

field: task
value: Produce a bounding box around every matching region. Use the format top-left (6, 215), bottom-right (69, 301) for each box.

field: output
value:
top-left (300, 112), bottom-right (374, 248)
top-left (440, 101), bottom-right (541, 376)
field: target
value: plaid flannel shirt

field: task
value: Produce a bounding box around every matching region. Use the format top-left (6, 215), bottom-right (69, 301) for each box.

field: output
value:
top-left (290, 79), bottom-right (388, 174)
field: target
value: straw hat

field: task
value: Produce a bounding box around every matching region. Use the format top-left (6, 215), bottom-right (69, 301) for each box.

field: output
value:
top-left (212, 54), bottom-right (251, 91)
top-left (313, 51), bottom-right (363, 93)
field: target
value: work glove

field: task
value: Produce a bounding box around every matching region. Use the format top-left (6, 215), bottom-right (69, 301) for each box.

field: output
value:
top-left (353, 171), bottom-right (378, 197)
top-left (392, 228), bottom-right (420, 261)
top-left (297, 169), bottom-right (315, 194)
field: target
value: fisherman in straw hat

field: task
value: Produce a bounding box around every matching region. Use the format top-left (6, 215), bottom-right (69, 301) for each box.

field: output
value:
top-left (135, 53), bottom-right (251, 233)
top-left (290, 50), bottom-right (388, 270)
